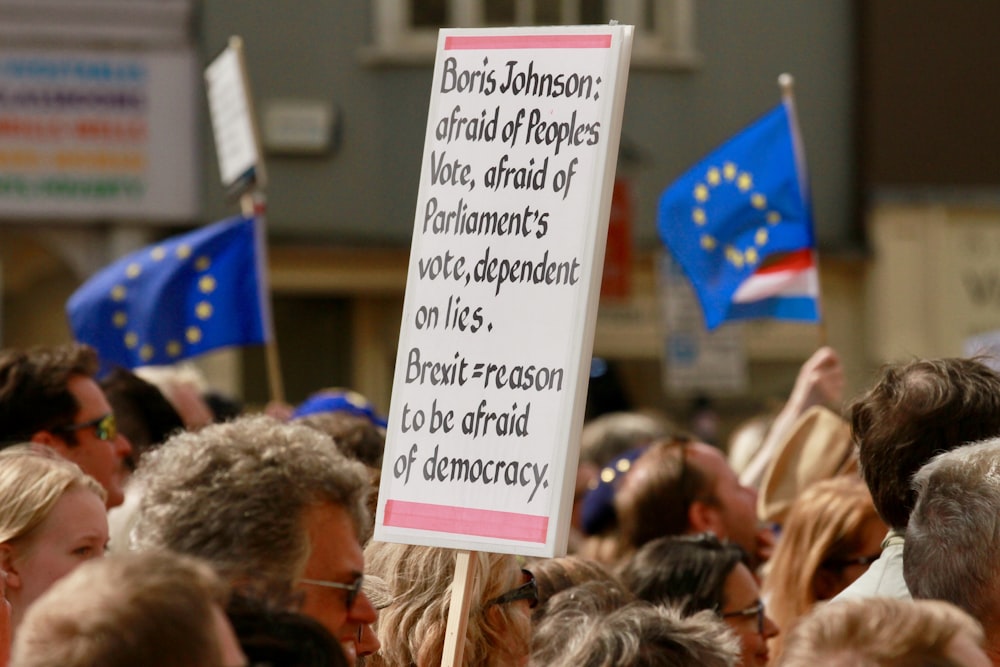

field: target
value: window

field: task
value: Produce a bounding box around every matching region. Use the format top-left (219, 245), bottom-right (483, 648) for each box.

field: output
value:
top-left (365, 0), bottom-right (698, 70)
top-left (0, 0), bottom-right (195, 47)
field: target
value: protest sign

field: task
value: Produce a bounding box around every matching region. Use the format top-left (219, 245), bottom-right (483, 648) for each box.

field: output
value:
top-left (659, 252), bottom-right (748, 395)
top-left (375, 25), bottom-right (633, 557)
top-left (204, 36), bottom-right (266, 198)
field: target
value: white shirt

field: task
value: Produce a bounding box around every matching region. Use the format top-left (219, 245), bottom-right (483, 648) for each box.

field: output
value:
top-left (832, 529), bottom-right (911, 601)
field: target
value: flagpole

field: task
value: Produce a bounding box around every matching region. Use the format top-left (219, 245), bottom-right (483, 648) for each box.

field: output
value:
top-left (241, 190), bottom-right (286, 405)
top-left (779, 73), bottom-right (828, 347)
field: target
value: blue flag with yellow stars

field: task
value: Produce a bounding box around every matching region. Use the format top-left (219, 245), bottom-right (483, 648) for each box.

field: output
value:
top-left (658, 101), bottom-right (817, 329)
top-left (67, 215), bottom-right (270, 370)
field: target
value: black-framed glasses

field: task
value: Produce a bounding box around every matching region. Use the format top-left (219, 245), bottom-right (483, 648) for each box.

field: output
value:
top-left (299, 574), bottom-right (364, 611)
top-left (487, 569), bottom-right (538, 609)
top-left (722, 600), bottom-right (765, 635)
top-left (821, 553), bottom-right (881, 570)
top-left (55, 413), bottom-right (117, 442)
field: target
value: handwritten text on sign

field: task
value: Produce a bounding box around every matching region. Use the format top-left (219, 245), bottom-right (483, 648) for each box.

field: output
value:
top-left (377, 28), bottom-right (631, 555)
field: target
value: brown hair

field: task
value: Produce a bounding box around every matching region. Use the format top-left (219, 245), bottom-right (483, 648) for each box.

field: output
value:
top-left (11, 551), bottom-right (231, 667)
top-left (0, 344), bottom-right (98, 447)
top-left (850, 357), bottom-right (1000, 529)
top-left (614, 437), bottom-right (711, 554)
top-left (778, 598), bottom-right (984, 667)
top-left (526, 555), bottom-right (628, 624)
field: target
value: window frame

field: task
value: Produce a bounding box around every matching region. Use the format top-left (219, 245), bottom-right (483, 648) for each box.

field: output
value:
top-left (362, 0), bottom-right (699, 70)
top-left (0, 0), bottom-right (194, 47)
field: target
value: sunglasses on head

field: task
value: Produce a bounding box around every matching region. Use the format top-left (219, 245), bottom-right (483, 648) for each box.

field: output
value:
top-left (487, 569), bottom-right (538, 609)
top-left (55, 413), bottom-right (117, 442)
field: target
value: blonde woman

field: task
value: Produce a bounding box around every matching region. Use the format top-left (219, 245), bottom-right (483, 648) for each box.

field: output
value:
top-left (762, 475), bottom-right (886, 661)
top-left (0, 446), bottom-right (108, 636)
top-left (364, 542), bottom-right (532, 666)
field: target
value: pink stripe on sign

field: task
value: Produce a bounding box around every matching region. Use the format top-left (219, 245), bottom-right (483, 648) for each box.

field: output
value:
top-left (444, 34), bottom-right (612, 50)
top-left (384, 500), bottom-right (549, 543)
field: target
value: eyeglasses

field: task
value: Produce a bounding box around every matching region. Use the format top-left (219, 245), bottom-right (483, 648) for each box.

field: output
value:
top-left (722, 601), bottom-right (765, 635)
top-left (821, 553), bottom-right (881, 570)
top-left (299, 574), bottom-right (364, 611)
top-left (487, 569), bottom-right (538, 609)
top-left (55, 413), bottom-right (117, 442)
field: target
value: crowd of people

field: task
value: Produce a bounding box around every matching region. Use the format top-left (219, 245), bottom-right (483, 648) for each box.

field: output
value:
top-left (0, 341), bottom-right (998, 666)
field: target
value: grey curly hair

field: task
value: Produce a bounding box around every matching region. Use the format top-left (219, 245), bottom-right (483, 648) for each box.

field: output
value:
top-left (131, 414), bottom-right (371, 592)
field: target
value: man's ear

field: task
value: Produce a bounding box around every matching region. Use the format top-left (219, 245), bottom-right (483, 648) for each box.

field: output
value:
top-left (30, 431), bottom-right (67, 457)
top-left (0, 544), bottom-right (22, 592)
top-left (688, 499), bottom-right (725, 538)
top-left (29, 430), bottom-right (56, 447)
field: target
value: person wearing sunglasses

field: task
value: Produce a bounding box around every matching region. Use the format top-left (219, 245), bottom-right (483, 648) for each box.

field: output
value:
top-left (0, 344), bottom-right (133, 508)
top-left (619, 533), bottom-right (779, 667)
top-left (762, 475), bottom-right (886, 662)
top-left (363, 542), bottom-right (533, 666)
top-left (131, 415), bottom-right (378, 665)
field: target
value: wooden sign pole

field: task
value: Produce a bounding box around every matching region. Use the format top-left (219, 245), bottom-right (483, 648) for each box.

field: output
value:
top-left (441, 550), bottom-right (478, 667)
top-left (240, 190), bottom-right (285, 405)
top-left (206, 37), bottom-right (281, 404)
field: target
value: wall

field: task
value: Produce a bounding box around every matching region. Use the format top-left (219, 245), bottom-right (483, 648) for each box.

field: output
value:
top-left (869, 204), bottom-right (1000, 362)
top-left (199, 2), bottom-right (856, 250)
top-left (0, 2), bottom-right (864, 417)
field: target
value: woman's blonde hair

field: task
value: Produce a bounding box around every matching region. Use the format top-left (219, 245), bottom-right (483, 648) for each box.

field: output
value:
top-left (763, 475), bottom-right (880, 658)
top-left (364, 542), bottom-right (531, 667)
top-left (0, 445), bottom-right (106, 544)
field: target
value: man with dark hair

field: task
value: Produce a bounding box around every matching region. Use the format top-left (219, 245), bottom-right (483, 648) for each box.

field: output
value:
top-left (614, 437), bottom-right (771, 569)
top-left (0, 344), bottom-right (132, 507)
top-left (835, 357), bottom-right (1000, 601)
top-left (100, 368), bottom-right (184, 471)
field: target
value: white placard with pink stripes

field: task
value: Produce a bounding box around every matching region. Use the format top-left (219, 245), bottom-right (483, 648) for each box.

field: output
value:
top-left (375, 25), bottom-right (633, 557)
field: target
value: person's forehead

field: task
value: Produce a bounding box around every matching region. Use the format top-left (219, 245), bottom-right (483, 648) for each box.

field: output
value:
top-left (687, 442), bottom-right (731, 480)
top-left (722, 563), bottom-right (759, 608)
top-left (66, 374), bottom-right (112, 417)
top-left (39, 486), bottom-right (109, 539)
top-left (302, 502), bottom-right (364, 576)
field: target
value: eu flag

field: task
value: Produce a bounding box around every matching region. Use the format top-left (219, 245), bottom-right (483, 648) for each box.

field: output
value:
top-left (67, 215), bottom-right (271, 370)
top-left (657, 101), bottom-right (817, 329)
